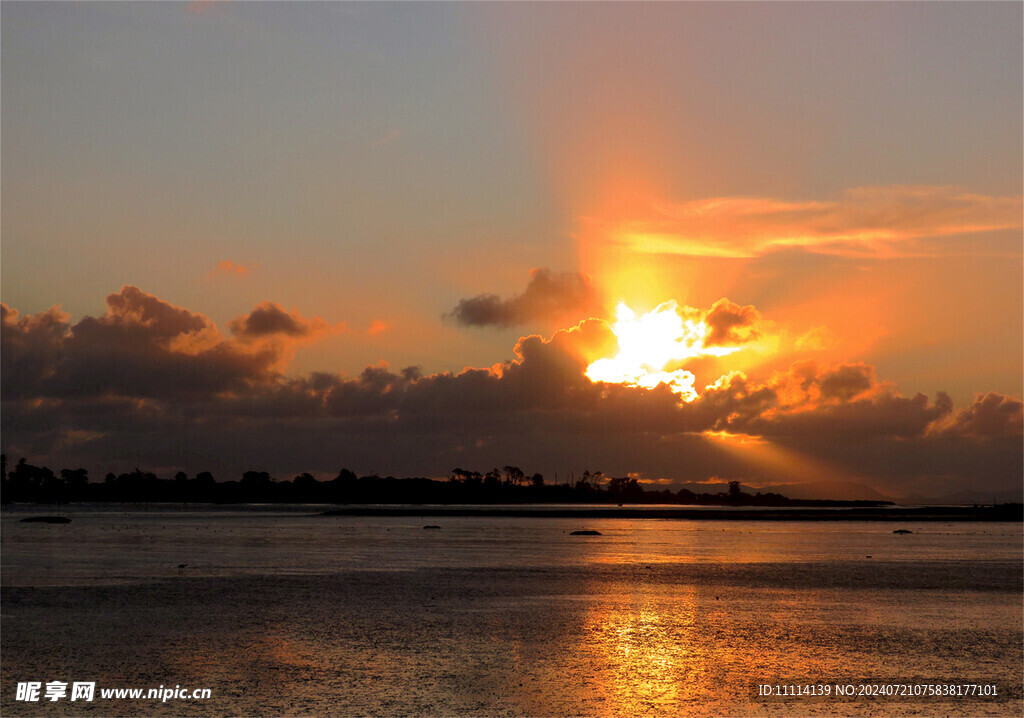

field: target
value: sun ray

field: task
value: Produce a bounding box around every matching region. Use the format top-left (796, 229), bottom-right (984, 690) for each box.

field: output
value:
top-left (702, 430), bottom-right (863, 486)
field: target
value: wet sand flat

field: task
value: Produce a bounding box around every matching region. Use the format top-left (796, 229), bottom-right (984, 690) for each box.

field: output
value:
top-left (2, 510), bottom-right (1021, 716)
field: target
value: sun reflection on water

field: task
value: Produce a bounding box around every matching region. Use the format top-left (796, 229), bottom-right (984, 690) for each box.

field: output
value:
top-left (582, 588), bottom-right (710, 713)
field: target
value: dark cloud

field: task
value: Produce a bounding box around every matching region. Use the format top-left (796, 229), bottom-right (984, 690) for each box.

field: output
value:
top-left (2, 288), bottom-right (1020, 500)
top-left (1, 303), bottom-right (70, 398)
top-left (62, 287), bottom-right (279, 399)
top-left (931, 392), bottom-right (1024, 438)
top-left (448, 268), bottom-right (603, 328)
top-left (0, 287), bottom-right (328, 402)
top-left (693, 371), bottom-right (779, 431)
top-left (229, 302), bottom-right (328, 339)
top-left (102, 285), bottom-right (212, 338)
top-left (704, 298), bottom-right (762, 346)
top-left (818, 363), bottom-right (875, 401)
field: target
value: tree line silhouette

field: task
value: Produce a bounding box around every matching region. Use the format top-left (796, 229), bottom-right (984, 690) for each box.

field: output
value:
top-left (0, 454), bottom-right (890, 506)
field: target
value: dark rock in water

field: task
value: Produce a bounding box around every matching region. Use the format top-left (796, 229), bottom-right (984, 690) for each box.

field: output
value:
top-left (20, 516), bottom-right (71, 524)
top-left (423, 525), bottom-right (441, 530)
top-left (570, 529), bottom-right (602, 536)
top-left (893, 529), bottom-right (913, 534)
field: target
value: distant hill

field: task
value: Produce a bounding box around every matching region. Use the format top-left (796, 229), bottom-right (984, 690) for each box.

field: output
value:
top-left (898, 487), bottom-right (1024, 506)
top-left (670, 480), bottom-right (894, 503)
top-left (756, 481), bottom-right (895, 502)
top-left (671, 480), bottom-right (1024, 506)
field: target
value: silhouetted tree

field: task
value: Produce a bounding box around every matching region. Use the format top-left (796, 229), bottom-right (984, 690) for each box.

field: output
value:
top-left (573, 470), bottom-right (598, 498)
top-left (192, 471), bottom-right (216, 500)
top-left (450, 467), bottom-right (468, 483)
top-left (128, 468), bottom-right (158, 483)
top-left (294, 472), bottom-right (316, 486)
top-left (0, 455), bottom-right (9, 503)
top-left (608, 476), bottom-right (643, 502)
top-left (10, 458), bottom-right (57, 496)
top-left (241, 470), bottom-right (272, 486)
top-left (676, 488), bottom-right (696, 504)
top-left (61, 468), bottom-right (89, 493)
top-left (0, 456), bottom-right (894, 507)
top-left (503, 465), bottom-right (524, 487)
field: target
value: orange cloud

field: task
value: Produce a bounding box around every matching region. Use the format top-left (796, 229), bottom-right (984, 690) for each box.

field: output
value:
top-left (704, 298), bottom-right (762, 347)
top-left (367, 320), bottom-right (391, 336)
top-left (212, 260), bottom-right (259, 277)
top-left (187, 0), bottom-right (222, 14)
top-left (793, 326), bottom-right (836, 352)
top-left (597, 185), bottom-right (1021, 259)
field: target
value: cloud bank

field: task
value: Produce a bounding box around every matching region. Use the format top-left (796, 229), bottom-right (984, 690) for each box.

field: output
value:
top-left (2, 287), bottom-right (331, 400)
top-left (2, 287), bottom-right (1020, 499)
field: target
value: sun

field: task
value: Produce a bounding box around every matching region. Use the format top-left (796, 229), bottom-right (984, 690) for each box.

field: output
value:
top-left (585, 301), bottom-right (741, 401)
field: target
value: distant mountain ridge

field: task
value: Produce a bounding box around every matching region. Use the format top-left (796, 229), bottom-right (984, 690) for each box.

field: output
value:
top-left (669, 480), bottom-right (893, 502)
top-left (898, 488), bottom-right (1024, 506)
top-left (668, 480), bottom-right (1023, 506)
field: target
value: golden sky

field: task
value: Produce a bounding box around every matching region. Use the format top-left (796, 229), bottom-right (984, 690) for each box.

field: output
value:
top-left (2, 2), bottom-right (1021, 500)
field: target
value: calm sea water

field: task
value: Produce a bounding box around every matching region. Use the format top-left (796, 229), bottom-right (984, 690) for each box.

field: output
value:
top-left (2, 504), bottom-right (1021, 716)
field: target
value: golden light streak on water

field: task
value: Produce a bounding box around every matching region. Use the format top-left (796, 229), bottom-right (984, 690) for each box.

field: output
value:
top-left (580, 588), bottom-right (708, 712)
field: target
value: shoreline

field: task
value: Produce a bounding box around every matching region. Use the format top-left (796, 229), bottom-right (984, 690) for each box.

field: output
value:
top-left (3, 502), bottom-right (1021, 522)
top-left (322, 504), bottom-right (1024, 521)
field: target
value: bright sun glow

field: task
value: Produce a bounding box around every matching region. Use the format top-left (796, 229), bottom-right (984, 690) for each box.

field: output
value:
top-left (585, 301), bottom-right (739, 401)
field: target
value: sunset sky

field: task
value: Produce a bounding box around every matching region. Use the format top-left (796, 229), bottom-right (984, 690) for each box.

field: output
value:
top-left (3, 2), bottom-right (1021, 500)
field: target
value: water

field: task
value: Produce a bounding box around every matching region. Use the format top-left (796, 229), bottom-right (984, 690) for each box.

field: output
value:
top-left (2, 504), bottom-right (1021, 716)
